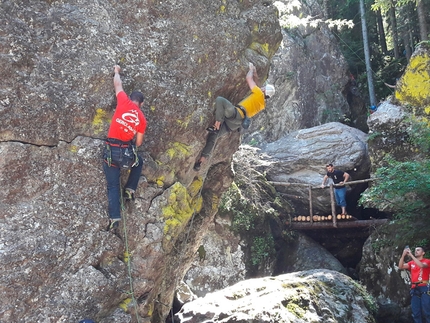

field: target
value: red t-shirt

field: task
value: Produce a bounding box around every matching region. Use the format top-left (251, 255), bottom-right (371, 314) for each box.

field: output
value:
top-left (407, 258), bottom-right (430, 287)
top-left (107, 91), bottom-right (147, 142)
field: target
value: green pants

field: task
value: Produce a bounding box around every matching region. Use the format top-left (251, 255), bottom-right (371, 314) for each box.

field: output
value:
top-left (201, 97), bottom-right (243, 157)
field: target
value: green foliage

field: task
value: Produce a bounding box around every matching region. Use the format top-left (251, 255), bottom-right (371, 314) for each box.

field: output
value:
top-left (407, 118), bottom-right (430, 155)
top-left (219, 148), bottom-right (295, 272)
top-left (373, 56), bottom-right (407, 98)
top-left (352, 281), bottom-right (379, 315)
top-left (359, 156), bottom-right (430, 243)
top-left (248, 138), bottom-right (259, 146)
top-left (250, 235), bottom-right (275, 266)
top-left (371, 0), bottom-right (416, 14)
top-left (322, 108), bottom-right (342, 123)
top-left (219, 183), bottom-right (258, 233)
top-left (370, 236), bottom-right (392, 252)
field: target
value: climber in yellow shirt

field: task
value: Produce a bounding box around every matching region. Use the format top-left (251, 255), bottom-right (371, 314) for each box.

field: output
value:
top-left (193, 62), bottom-right (275, 171)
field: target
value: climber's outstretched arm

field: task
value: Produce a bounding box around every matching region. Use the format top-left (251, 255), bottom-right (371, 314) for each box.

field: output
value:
top-left (246, 62), bottom-right (258, 90)
top-left (113, 65), bottom-right (124, 95)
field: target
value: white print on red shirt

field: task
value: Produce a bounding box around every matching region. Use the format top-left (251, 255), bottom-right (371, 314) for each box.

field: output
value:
top-left (115, 110), bottom-right (140, 135)
top-left (411, 263), bottom-right (424, 281)
top-left (122, 110), bottom-right (141, 126)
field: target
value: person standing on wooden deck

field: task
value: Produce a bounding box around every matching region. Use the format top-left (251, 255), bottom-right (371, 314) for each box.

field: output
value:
top-left (321, 164), bottom-right (350, 215)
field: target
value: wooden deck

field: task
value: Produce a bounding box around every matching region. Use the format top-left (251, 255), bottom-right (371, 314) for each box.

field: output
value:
top-left (269, 178), bottom-right (387, 229)
top-left (287, 218), bottom-right (388, 230)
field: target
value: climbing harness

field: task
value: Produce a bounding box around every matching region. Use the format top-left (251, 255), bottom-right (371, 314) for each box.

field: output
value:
top-left (237, 105), bottom-right (251, 129)
top-left (104, 139), bottom-right (138, 169)
top-left (410, 281), bottom-right (430, 298)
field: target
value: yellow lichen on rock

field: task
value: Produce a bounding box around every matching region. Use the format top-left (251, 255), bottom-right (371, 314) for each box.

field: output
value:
top-left (119, 298), bottom-right (132, 311)
top-left (92, 108), bottom-right (109, 134)
top-left (162, 182), bottom-right (195, 244)
top-left (188, 177), bottom-right (203, 198)
top-left (395, 45), bottom-right (430, 113)
top-left (165, 142), bottom-right (192, 161)
top-left (250, 42), bottom-right (271, 58)
top-left (156, 176), bottom-right (165, 187)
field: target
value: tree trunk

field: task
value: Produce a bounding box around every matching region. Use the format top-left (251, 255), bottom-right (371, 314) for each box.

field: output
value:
top-left (389, 5), bottom-right (400, 59)
top-left (322, 0), bottom-right (329, 19)
top-left (400, 4), bottom-right (413, 61)
top-left (359, 0), bottom-right (377, 107)
top-left (402, 32), bottom-right (412, 61)
top-left (376, 9), bottom-right (388, 53)
top-left (417, 0), bottom-right (428, 41)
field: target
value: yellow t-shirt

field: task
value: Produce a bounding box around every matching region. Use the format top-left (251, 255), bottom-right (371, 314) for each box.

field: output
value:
top-left (237, 86), bottom-right (265, 118)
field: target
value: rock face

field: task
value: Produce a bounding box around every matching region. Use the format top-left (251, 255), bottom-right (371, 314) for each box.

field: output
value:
top-left (245, 0), bottom-right (367, 144)
top-left (367, 43), bottom-right (430, 169)
top-left (258, 122), bottom-right (370, 215)
top-left (176, 269), bottom-right (377, 323)
top-left (367, 102), bottom-right (410, 169)
top-left (358, 233), bottom-right (411, 323)
top-left (394, 43), bottom-right (430, 112)
top-left (184, 218), bottom-right (246, 298)
top-left (356, 44), bottom-right (430, 323)
top-left (276, 234), bottom-right (347, 275)
top-left (0, 1), bottom-right (282, 322)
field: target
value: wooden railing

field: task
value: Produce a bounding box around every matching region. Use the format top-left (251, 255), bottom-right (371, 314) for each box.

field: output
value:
top-left (268, 178), bottom-right (383, 228)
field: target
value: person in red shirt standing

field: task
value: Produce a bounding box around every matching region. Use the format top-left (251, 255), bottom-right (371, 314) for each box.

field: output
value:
top-left (103, 65), bottom-right (147, 231)
top-left (399, 246), bottom-right (430, 323)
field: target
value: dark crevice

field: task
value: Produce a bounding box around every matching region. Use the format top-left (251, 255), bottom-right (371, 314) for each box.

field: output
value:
top-left (92, 264), bottom-right (112, 280)
top-left (0, 139), bottom-right (58, 148)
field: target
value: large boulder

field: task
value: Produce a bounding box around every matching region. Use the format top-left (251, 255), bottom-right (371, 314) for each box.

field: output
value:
top-left (183, 222), bottom-right (346, 298)
top-left (367, 101), bottom-right (411, 168)
top-left (394, 43), bottom-right (430, 112)
top-left (258, 122), bottom-right (370, 215)
top-left (0, 1), bottom-right (282, 322)
top-left (176, 269), bottom-right (377, 323)
top-left (276, 234), bottom-right (347, 275)
top-left (183, 218), bottom-right (246, 298)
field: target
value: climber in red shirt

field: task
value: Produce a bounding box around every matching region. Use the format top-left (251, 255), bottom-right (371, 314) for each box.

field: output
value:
top-left (399, 246), bottom-right (430, 323)
top-left (103, 65), bottom-right (147, 232)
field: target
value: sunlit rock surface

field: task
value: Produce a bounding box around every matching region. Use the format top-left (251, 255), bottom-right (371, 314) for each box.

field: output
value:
top-left (176, 269), bottom-right (377, 323)
top-left (0, 1), bottom-right (281, 322)
top-left (257, 122), bottom-right (369, 215)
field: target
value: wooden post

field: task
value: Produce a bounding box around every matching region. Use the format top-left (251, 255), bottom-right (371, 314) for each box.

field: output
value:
top-left (308, 184), bottom-right (313, 224)
top-left (329, 184), bottom-right (337, 228)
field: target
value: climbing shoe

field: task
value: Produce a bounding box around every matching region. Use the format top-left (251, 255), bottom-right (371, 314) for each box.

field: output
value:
top-left (206, 126), bottom-right (219, 133)
top-left (107, 218), bottom-right (120, 232)
top-left (193, 161), bottom-right (201, 171)
top-left (124, 189), bottom-right (135, 201)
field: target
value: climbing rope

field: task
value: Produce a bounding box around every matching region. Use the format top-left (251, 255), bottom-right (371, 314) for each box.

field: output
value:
top-left (173, 130), bottom-right (223, 275)
top-left (119, 183), bottom-right (142, 323)
top-left (116, 125), bottom-right (225, 321)
top-left (154, 131), bottom-right (223, 322)
top-left (157, 128), bottom-right (224, 318)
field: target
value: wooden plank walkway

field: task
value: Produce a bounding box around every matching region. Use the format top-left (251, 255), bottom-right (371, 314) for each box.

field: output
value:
top-left (287, 218), bottom-right (388, 230)
top-left (269, 178), bottom-right (384, 228)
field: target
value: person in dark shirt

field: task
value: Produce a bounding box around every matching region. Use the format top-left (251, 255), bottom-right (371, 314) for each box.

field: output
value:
top-left (321, 163), bottom-right (350, 215)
